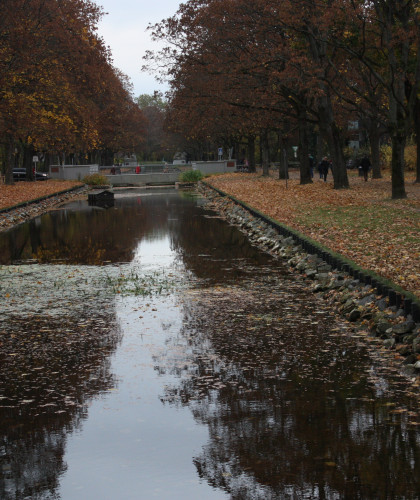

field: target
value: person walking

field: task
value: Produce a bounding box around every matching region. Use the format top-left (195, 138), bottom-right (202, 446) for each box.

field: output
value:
top-left (359, 156), bottom-right (371, 181)
top-left (319, 157), bottom-right (329, 182)
top-left (317, 159), bottom-right (323, 179)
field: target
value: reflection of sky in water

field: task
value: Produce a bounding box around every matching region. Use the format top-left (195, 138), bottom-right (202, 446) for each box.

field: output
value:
top-left (59, 290), bottom-right (226, 499)
top-left (5, 191), bottom-right (419, 499)
top-left (58, 225), bottom-right (225, 498)
top-left (132, 236), bottom-right (176, 269)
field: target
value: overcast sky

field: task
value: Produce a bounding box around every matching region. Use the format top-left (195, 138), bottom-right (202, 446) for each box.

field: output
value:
top-left (96, 0), bottom-right (182, 98)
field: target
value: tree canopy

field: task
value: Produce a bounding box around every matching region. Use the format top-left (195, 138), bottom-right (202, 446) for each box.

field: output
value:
top-left (0, 0), bottom-right (145, 183)
top-left (145, 0), bottom-right (420, 198)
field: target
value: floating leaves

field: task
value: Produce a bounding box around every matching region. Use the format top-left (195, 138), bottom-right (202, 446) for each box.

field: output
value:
top-left (103, 268), bottom-right (180, 297)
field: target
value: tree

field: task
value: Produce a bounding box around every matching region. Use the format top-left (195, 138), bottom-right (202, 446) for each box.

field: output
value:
top-left (136, 93), bottom-right (167, 161)
top-left (0, 0), bottom-right (145, 181)
top-left (310, 0), bottom-right (420, 197)
top-left (145, 0), bottom-right (418, 197)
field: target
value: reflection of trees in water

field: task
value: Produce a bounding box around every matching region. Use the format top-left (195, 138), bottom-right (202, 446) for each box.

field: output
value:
top-left (0, 191), bottom-right (269, 274)
top-left (0, 310), bottom-right (121, 499)
top-left (158, 276), bottom-right (420, 498)
top-left (0, 193), bottom-right (188, 265)
top-left (168, 210), bottom-right (273, 284)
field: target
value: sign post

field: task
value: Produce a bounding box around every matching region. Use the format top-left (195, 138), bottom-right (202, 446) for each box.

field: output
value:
top-left (33, 155), bottom-right (39, 180)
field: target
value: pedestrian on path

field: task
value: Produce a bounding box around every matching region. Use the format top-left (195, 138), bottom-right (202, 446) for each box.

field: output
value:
top-left (359, 156), bottom-right (371, 181)
top-left (319, 157), bottom-right (329, 182)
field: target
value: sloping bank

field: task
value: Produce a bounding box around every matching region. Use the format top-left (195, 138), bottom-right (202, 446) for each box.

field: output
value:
top-left (199, 181), bottom-right (420, 380)
top-left (0, 185), bottom-right (88, 232)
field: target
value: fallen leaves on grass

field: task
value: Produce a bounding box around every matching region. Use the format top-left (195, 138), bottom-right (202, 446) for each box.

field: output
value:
top-left (209, 171), bottom-right (420, 298)
top-left (0, 180), bottom-right (83, 210)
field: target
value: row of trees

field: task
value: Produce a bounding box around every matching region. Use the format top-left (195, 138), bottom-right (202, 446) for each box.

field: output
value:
top-left (0, 0), bottom-right (145, 184)
top-left (145, 0), bottom-right (420, 198)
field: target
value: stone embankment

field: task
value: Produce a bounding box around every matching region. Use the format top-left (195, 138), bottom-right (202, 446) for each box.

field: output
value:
top-left (0, 186), bottom-right (88, 232)
top-left (199, 183), bottom-right (420, 382)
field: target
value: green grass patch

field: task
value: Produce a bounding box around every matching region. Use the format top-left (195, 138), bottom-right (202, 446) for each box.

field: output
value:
top-left (83, 173), bottom-right (109, 186)
top-left (179, 170), bottom-right (203, 183)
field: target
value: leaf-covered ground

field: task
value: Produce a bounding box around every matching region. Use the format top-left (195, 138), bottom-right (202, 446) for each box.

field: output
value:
top-left (0, 180), bottom-right (83, 209)
top-left (208, 170), bottom-right (420, 299)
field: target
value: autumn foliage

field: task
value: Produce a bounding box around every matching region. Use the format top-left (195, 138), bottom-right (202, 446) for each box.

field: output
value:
top-left (0, 0), bottom-right (145, 184)
top-left (208, 171), bottom-right (420, 299)
top-left (146, 0), bottom-right (420, 198)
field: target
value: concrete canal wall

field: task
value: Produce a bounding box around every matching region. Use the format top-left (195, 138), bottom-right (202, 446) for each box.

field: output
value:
top-left (105, 160), bottom-right (237, 186)
top-left (105, 172), bottom-right (180, 186)
top-left (49, 165), bottom-right (99, 180)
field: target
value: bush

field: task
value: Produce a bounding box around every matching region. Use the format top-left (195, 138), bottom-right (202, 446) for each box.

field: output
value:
top-left (83, 173), bottom-right (109, 186)
top-left (380, 144), bottom-right (392, 170)
top-left (380, 139), bottom-right (417, 171)
top-left (179, 169), bottom-right (203, 182)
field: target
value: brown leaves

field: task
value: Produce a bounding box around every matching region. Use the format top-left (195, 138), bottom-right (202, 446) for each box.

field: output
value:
top-left (0, 180), bottom-right (82, 210)
top-left (209, 171), bottom-right (420, 298)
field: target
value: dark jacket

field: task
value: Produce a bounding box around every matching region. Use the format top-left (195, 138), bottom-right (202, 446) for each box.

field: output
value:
top-left (360, 157), bottom-right (371, 170)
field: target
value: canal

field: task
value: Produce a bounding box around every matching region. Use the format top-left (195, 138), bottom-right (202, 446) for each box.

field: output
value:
top-left (0, 188), bottom-right (419, 499)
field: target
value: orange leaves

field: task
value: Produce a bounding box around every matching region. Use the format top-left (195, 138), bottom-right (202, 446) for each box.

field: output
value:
top-left (0, 0), bottom-right (143, 156)
top-left (209, 171), bottom-right (420, 298)
top-left (0, 181), bottom-right (82, 210)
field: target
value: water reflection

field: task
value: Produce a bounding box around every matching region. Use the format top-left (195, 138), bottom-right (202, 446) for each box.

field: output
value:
top-left (0, 190), bottom-right (187, 265)
top-left (0, 189), bottom-right (419, 499)
top-left (0, 190), bottom-right (268, 270)
top-left (0, 310), bottom-right (121, 499)
top-left (157, 277), bottom-right (420, 498)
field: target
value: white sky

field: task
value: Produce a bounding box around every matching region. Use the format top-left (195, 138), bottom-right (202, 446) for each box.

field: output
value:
top-left (96, 0), bottom-right (182, 97)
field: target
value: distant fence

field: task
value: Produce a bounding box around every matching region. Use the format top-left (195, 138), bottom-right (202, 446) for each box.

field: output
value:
top-left (49, 164), bottom-right (99, 180)
top-left (192, 160), bottom-right (237, 174)
top-left (103, 160), bottom-right (237, 186)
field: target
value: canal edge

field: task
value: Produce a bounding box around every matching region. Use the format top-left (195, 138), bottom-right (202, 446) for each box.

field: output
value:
top-left (200, 181), bottom-right (419, 317)
top-left (0, 185), bottom-right (89, 232)
top-left (200, 180), bottom-right (420, 385)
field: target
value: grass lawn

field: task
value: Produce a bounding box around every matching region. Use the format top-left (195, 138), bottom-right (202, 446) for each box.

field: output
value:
top-left (207, 170), bottom-right (420, 299)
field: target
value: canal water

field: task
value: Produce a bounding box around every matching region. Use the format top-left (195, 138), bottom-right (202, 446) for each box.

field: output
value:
top-left (0, 188), bottom-right (419, 499)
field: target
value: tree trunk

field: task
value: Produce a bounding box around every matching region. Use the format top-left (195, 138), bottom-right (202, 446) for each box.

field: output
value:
top-left (261, 130), bottom-right (270, 177)
top-left (415, 97), bottom-right (420, 183)
top-left (4, 133), bottom-right (14, 185)
top-left (101, 149), bottom-right (114, 167)
top-left (318, 96), bottom-right (349, 189)
top-left (248, 135), bottom-right (256, 172)
top-left (278, 132), bottom-right (289, 180)
top-left (368, 122), bottom-right (382, 179)
top-left (328, 123), bottom-right (349, 189)
top-left (298, 110), bottom-right (312, 184)
top-left (23, 142), bottom-right (35, 181)
top-left (305, 26), bottom-right (348, 189)
top-left (44, 153), bottom-right (51, 173)
top-left (388, 78), bottom-right (407, 198)
top-left (391, 132), bottom-right (407, 199)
